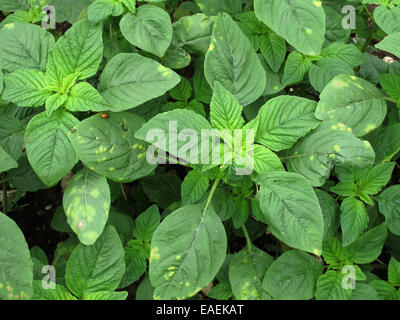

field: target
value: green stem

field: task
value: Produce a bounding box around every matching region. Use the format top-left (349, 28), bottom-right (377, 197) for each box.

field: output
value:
top-left (2, 176), bottom-right (7, 215)
top-left (120, 183), bottom-right (128, 200)
top-left (242, 224), bottom-right (252, 253)
top-left (384, 96), bottom-right (398, 104)
top-left (202, 177), bottom-right (221, 217)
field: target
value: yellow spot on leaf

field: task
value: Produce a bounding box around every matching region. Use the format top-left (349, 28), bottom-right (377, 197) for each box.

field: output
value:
top-left (313, 0), bottom-right (322, 7)
top-left (333, 144), bottom-right (341, 152)
top-left (150, 247), bottom-right (160, 263)
top-left (305, 28), bottom-right (313, 35)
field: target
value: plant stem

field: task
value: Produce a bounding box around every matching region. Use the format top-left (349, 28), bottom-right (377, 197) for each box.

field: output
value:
top-left (241, 224), bottom-right (252, 253)
top-left (202, 177), bottom-right (221, 217)
top-left (2, 177), bottom-right (7, 215)
top-left (120, 183), bottom-right (128, 200)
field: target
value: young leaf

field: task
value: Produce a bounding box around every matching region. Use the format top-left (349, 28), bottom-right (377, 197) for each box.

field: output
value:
top-left (229, 246), bottom-right (273, 300)
top-left (119, 247), bottom-right (147, 288)
top-left (258, 171), bottom-right (324, 255)
top-left (254, 0), bottom-right (326, 56)
top-left (377, 185), bottom-right (400, 236)
top-left (68, 112), bottom-right (156, 183)
top-left (0, 23), bottom-right (55, 72)
top-left (99, 53), bottom-right (180, 111)
top-left (45, 93), bottom-right (67, 117)
top-left (120, 5), bottom-right (173, 57)
top-left (388, 258), bottom-right (400, 287)
top-left (181, 170), bottom-right (209, 205)
top-left (340, 197), bottom-right (369, 247)
top-left (315, 270), bottom-right (351, 300)
top-left (0, 211), bottom-right (33, 300)
top-left (379, 73), bottom-right (400, 103)
top-left (25, 110), bottom-right (79, 186)
top-left (315, 189), bottom-right (340, 241)
top-left (263, 250), bottom-right (323, 300)
top-left (357, 162), bottom-right (395, 196)
top-left (282, 51), bottom-right (311, 85)
top-left (65, 225), bottom-right (125, 299)
top-left (204, 13), bottom-right (266, 106)
top-left (88, 0), bottom-right (115, 23)
top-left (63, 168), bottom-right (111, 246)
top-left (376, 32), bottom-right (400, 58)
top-left (65, 82), bottom-right (110, 112)
top-left (33, 281), bottom-right (77, 300)
top-left (253, 144), bottom-right (284, 174)
top-left (133, 205), bottom-right (161, 241)
top-left (2, 70), bottom-right (51, 107)
top-left (83, 291), bottom-right (128, 300)
top-left (149, 204), bottom-right (227, 300)
top-left (316, 75), bottom-right (387, 137)
top-left (260, 33), bottom-right (286, 73)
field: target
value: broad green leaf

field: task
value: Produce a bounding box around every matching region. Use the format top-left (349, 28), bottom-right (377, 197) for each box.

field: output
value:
top-left (63, 168), bottom-right (111, 245)
top-left (315, 189), bottom-right (340, 241)
top-left (46, 19), bottom-right (103, 84)
top-left (253, 144), bottom-right (284, 174)
top-left (169, 77), bottom-right (192, 102)
top-left (340, 197), bottom-right (369, 247)
top-left (366, 123), bottom-right (400, 164)
top-left (204, 13), bottom-right (266, 106)
top-left (388, 258), bottom-right (400, 287)
top-left (210, 187), bottom-right (236, 222)
top-left (118, 247), bottom-right (147, 288)
top-left (99, 53), bottom-right (180, 111)
top-left (229, 246), bottom-right (273, 300)
top-left (2, 70), bottom-right (51, 107)
top-left (377, 185), bottom-right (400, 235)
top-left (68, 112), bottom-right (156, 183)
top-left (194, 0), bottom-right (242, 16)
top-left (0, 114), bottom-right (25, 161)
top-left (282, 51), bottom-right (311, 85)
top-left (65, 225), bottom-right (125, 299)
top-left (133, 205), bottom-right (160, 241)
top-left (0, 23), bottom-right (54, 72)
top-left (210, 82), bottom-right (244, 131)
top-left (120, 5), bottom-right (172, 57)
top-left (149, 204), bottom-right (227, 300)
top-left (349, 283), bottom-right (379, 300)
top-left (249, 95), bottom-right (320, 152)
top-left (83, 290), bottom-right (128, 300)
top-left (0, 0), bottom-right (28, 11)
top-left (379, 73), bottom-right (400, 103)
top-left (141, 175), bottom-right (181, 209)
top-left (347, 223), bottom-right (388, 264)
top-left (181, 169), bottom-right (209, 205)
top-left (121, 0), bottom-right (136, 14)
top-left (32, 281), bottom-right (77, 300)
top-left (315, 270), bottom-right (351, 300)
top-left (258, 171), bottom-right (324, 255)
top-left (207, 282), bottom-right (233, 300)
top-left (322, 237), bottom-right (352, 266)
top-left (260, 33), bottom-right (286, 73)
top-left (25, 110), bottom-right (79, 186)
top-left (319, 42), bottom-right (365, 68)
top-left (316, 75), bottom-right (387, 137)
top-left (369, 280), bottom-right (398, 300)
top-left (263, 250), bottom-right (323, 300)
top-left (232, 196), bottom-right (249, 229)
top-left (136, 276), bottom-right (154, 300)
top-left (285, 121), bottom-right (376, 187)
top-left (45, 93), bottom-right (67, 117)
top-left (88, 0), bottom-right (114, 23)
top-left (357, 162), bottom-right (395, 195)
top-left (65, 82), bottom-right (110, 112)
top-left (173, 13), bottom-right (215, 55)
top-left (0, 211), bottom-right (33, 300)
top-left (254, 0), bottom-right (326, 56)
top-left (376, 32), bottom-right (400, 58)
top-left (373, 6), bottom-right (400, 34)
top-left (0, 69), bottom-right (3, 95)
top-left (52, 0), bottom-right (92, 24)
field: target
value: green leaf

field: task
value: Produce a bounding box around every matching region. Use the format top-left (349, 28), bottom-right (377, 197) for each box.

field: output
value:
top-left (0, 114), bottom-right (25, 161)
top-left (253, 144), bottom-right (284, 174)
top-left (316, 75), bottom-right (387, 137)
top-left (149, 204), bottom-right (227, 300)
top-left (229, 246), bottom-right (273, 300)
top-left (260, 33), bottom-right (286, 73)
top-left (315, 189), bottom-right (340, 241)
top-left (377, 185), bottom-right (400, 235)
top-left (119, 247), bottom-right (147, 288)
top-left (0, 211), bottom-right (33, 300)
top-left (379, 73), bottom-right (400, 103)
top-left (136, 276), bottom-right (154, 300)
top-left (315, 270), bottom-right (351, 300)
top-left (121, 0), bottom-right (136, 14)
top-left (99, 53), bottom-right (180, 111)
top-left (322, 237), bottom-right (352, 266)
top-left (25, 110), bottom-right (79, 186)
top-left (346, 223), bottom-right (388, 264)
top-left (285, 121), bottom-right (376, 187)
top-left (210, 187), bottom-right (236, 221)
top-left (2, 70), bottom-right (51, 107)
top-left (68, 112), bottom-right (156, 183)
top-left (376, 32), bottom-right (400, 58)
top-left (65, 82), bottom-right (110, 112)
top-left (181, 170), bottom-right (209, 205)
top-left (169, 77), bottom-right (192, 102)
top-left (263, 249), bottom-right (323, 300)
top-left (373, 5), bottom-right (400, 34)
top-left (207, 282), bottom-right (233, 300)
top-left (210, 82), bottom-right (244, 131)
top-left (254, 0), bottom-right (326, 56)
top-left (65, 225), bottom-right (125, 299)
top-left (83, 290), bottom-right (128, 300)
top-left (0, 23), bottom-right (54, 72)
top-left (46, 19), bottom-right (103, 84)
top-left (63, 168), bottom-right (111, 245)
top-left (282, 51), bottom-right (311, 85)
top-left (133, 205), bottom-right (160, 241)
top-left (369, 280), bottom-right (398, 300)
top-left (141, 175), bottom-right (181, 209)
top-left (194, 0), bottom-right (242, 16)
top-left (340, 197), bottom-right (369, 247)
top-left (88, 0), bottom-right (115, 23)
top-left (45, 93), bottom-right (67, 117)
top-left (357, 162), bottom-right (395, 196)
top-left (33, 281), bottom-right (77, 300)
top-left (366, 123), bottom-right (400, 164)
top-left (258, 171), bottom-right (324, 255)
top-left (120, 5), bottom-right (173, 57)
top-left (0, 0), bottom-right (28, 11)
top-left (249, 95), bottom-right (320, 152)
top-left (0, 69), bottom-right (3, 95)
top-left (232, 196), bottom-right (249, 229)
top-left (388, 258), bottom-right (400, 287)
top-left (204, 13), bottom-right (266, 106)
top-left (349, 283), bottom-right (379, 300)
